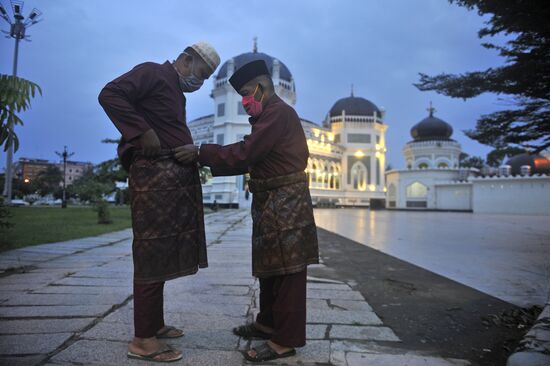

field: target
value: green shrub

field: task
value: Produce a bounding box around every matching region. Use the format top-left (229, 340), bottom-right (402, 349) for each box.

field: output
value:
top-left (95, 200), bottom-right (112, 224)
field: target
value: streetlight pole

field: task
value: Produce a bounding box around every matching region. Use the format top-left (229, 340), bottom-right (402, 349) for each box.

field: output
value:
top-left (55, 146), bottom-right (74, 209)
top-left (0, 1), bottom-right (43, 205)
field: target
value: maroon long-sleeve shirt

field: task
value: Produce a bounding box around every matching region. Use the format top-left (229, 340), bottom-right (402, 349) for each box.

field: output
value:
top-left (98, 61), bottom-right (192, 165)
top-left (199, 95), bottom-right (309, 179)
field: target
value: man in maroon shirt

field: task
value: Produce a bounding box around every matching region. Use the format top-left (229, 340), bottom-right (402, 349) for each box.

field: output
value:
top-left (98, 41), bottom-right (220, 363)
top-left (175, 60), bottom-right (319, 363)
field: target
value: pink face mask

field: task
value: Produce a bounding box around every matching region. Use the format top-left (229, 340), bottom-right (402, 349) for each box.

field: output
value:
top-left (242, 84), bottom-right (264, 117)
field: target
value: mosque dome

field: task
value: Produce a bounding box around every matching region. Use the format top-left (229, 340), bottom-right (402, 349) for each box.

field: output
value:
top-left (506, 153), bottom-right (550, 175)
top-left (216, 41), bottom-right (293, 82)
top-left (329, 86), bottom-right (381, 119)
top-left (410, 105), bottom-right (453, 141)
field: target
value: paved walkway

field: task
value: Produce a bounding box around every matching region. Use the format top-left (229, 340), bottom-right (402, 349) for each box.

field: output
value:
top-left (314, 208), bottom-right (550, 307)
top-left (1, 210), bottom-right (470, 365)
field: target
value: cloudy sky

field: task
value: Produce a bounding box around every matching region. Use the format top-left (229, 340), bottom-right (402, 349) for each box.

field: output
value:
top-left (0, 0), bottom-right (507, 170)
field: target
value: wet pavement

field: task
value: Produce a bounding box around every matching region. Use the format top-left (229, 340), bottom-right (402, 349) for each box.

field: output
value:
top-left (0, 209), bottom-right (473, 365)
top-left (314, 208), bottom-right (550, 307)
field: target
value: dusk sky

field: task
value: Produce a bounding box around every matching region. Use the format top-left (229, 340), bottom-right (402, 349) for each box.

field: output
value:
top-left (0, 0), bottom-right (509, 170)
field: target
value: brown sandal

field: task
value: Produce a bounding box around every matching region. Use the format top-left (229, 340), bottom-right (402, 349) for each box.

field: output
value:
top-left (242, 342), bottom-right (296, 363)
top-left (127, 344), bottom-right (182, 363)
top-left (156, 326), bottom-right (184, 339)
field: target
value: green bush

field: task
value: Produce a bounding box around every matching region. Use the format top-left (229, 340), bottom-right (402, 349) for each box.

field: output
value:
top-left (95, 200), bottom-right (112, 224)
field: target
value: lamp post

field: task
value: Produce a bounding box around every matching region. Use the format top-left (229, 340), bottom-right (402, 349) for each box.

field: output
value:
top-left (55, 146), bottom-right (74, 209)
top-left (0, 0), bottom-right (42, 205)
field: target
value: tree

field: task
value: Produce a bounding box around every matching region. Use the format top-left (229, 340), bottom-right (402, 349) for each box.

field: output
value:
top-left (68, 167), bottom-right (113, 203)
top-left (459, 153), bottom-right (485, 169)
top-left (486, 146), bottom-right (526, 167)
top-left (35, 166), bottom-right (63, 196)
top-left (0, 74), bottom-right (42, 152)
top-left (415, 1), bottom-right (550, 153)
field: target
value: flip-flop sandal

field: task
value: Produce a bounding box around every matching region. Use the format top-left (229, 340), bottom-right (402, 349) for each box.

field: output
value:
top-left (156, 325), bottom-right (184, 339)
top-left (242, 342), bottom-right (296, 363)
top-left (127, 344), bottom-right (182, 363)
top-left (233, 323), bottom-right (271, 340)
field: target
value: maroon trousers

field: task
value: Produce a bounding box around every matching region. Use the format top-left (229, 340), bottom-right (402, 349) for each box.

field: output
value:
top-left (133, 281), bottom-right (165, 338)
top-left (255, 270), bottom-right (307, 348)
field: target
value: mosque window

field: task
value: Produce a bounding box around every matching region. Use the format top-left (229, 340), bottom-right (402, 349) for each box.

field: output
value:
top-left (237, 102), bottom-right (247, 115)
top-left (376, 158), bottom-right (381, 185)
top-left (348, 134), bottom-right (371, 143)
top-left (406, 182), bottom-right (428, 198)
top-left (418, 162), bottom-right (429, 169)
top-left (351, 162), bottom-right (367, 190)
top-left (438, 162), bottom-right (449, 168)
top-left (334, 134), bottom-right (341, 143)
top-left (217, 103), bottom-right (225, 117)
top-left (388, 184), bottom-right (397, 200)
top-left (216, 134), bottom-right (224, 145)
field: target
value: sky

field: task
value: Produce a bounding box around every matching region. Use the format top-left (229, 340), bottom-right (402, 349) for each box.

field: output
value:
top-left (0, 0), bottom-right (509, 170)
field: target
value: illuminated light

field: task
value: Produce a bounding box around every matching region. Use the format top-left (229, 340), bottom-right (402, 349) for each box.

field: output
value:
top-left (327, 133), bottom-right (334, 141)
top-left (375, 151), bottom-right (381, 158)
top-left (354, 150), bottom-right (365, 158)
top-left (312, 129), bottom-right (320, 137)
top-left (383, 187), bottom-right (387, 192)
top-left (369, 184), bottom-right (376, 191)
top-left (375, 144), bottom-right (381, 150)
top-left (24, 178), bottom-right (30, 183)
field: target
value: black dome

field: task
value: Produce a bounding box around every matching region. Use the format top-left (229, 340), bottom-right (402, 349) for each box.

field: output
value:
top-left (506, 153), bottom-right (550, 175)
top-left (329, 96), bottom-right (381, 117)
top-left (410, 110), bottom-right (453, 141)
top-left (216, 52), bottom-right (293, 82)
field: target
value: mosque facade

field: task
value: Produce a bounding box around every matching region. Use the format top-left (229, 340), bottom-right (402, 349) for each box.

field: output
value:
top-left (188, 45), bottom-right (388, 207)
top-left (189, 44), bottom-right (550, 215)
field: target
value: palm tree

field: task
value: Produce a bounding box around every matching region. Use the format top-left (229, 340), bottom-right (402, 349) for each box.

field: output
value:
top-left (0, 74), bottom-right (42, 152)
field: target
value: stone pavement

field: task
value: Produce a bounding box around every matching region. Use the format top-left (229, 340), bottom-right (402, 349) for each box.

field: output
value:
top-left (0, 209), bottom-right (471, 365)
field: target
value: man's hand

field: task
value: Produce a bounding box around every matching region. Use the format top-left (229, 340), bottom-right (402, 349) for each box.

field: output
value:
top-left (174, 144), bottom-right (199, 164)
top-left (140, 129), bottom-right (161, 156)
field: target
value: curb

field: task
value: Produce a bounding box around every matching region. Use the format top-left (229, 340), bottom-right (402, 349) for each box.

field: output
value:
top-left (507, 302), bottom-right (550, 366)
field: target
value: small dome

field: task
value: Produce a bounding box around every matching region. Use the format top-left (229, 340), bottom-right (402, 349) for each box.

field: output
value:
top-left (506, 153), bottom-right (550, 175)
top-left (329, 96), bottom-right (381, 117)
top-left (216, 52), bottom-right (293, 82)
top-left (410, 106), bottom-right (453, 141)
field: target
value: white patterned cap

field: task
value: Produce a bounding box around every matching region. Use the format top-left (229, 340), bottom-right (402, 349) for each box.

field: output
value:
top-left (190, 41), bottom-right (220, 73)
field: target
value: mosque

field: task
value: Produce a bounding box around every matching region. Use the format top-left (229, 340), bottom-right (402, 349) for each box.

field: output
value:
top-left (386, 106), bottom-right (550, 215)
top-left (189, 42), bottom-right (388, 207)
top-left (189, 43), bottom-right (550, 215)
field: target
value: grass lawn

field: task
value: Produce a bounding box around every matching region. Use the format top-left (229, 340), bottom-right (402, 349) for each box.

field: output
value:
top-left (0, 205), bottom-right (132, 252)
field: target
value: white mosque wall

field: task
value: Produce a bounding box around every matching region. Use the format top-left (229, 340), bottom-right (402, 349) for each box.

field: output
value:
top-left (434, 183), bottom-right (472, 211)
top-left (471, 175), bottom-right (550, 215)
top-left (386, 169), bottom-right (550, 215)
top-left (385, 169), bottom-right (462, 209)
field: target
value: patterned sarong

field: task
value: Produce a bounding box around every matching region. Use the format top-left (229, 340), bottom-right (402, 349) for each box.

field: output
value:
top-left (129, 151), bottom-right (207, 283)
top-left (249, 171), bottom-right (319, 278)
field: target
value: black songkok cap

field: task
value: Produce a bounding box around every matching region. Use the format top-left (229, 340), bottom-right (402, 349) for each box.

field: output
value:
top-left (229, 60), bottom-right (270, 91)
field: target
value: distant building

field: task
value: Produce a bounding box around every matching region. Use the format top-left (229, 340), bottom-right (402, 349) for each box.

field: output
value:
top-left (386, 106), bottom-right (550, 215)
top-left (14, 157), bottom-right (92, 185)
top-left (62, 161), bottom-right (93, 184)
top-left (189, 43), bottom-right (388, 207)
top-left (14, 158), bottom-right (51, 183)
